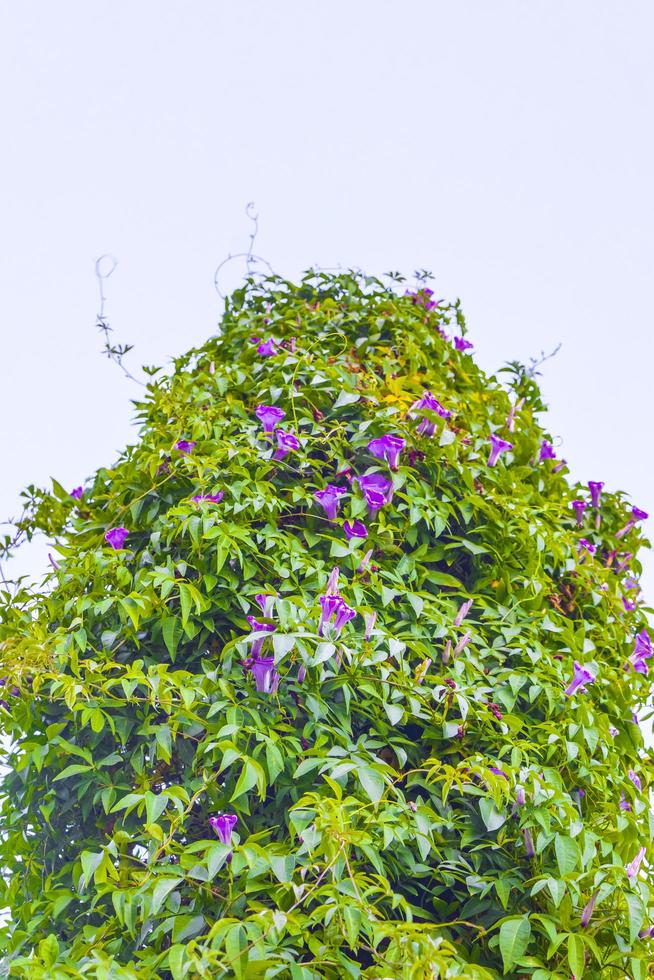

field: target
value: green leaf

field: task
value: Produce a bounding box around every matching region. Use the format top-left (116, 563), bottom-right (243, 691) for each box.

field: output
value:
top-left (151, 877), bottom-right (183, 916)
top-left (499, 915), bottom-right (531, 973)
top-left (357, 767), bottom-right (385, 804)
top-left (567, 934), bottom-right (585, 977)
top-left (53, 763), bottom-right (93, 781)
top-left (554, 835), bottom-right (579, 877)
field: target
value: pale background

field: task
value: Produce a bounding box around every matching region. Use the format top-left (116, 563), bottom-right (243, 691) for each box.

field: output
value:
top-left (1, 1), bottom-right (652, 606)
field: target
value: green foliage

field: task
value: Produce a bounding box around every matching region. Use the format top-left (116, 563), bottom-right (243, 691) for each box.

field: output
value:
top-left (0, 270), bottom-right (652, 978)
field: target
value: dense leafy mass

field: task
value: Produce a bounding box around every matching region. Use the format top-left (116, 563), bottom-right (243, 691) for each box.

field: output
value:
top-left (0, 271), bottom-right (652, 978)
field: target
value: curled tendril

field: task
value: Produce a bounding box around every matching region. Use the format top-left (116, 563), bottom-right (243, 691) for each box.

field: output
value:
top-left (213, 202), bottom-right (276, 300)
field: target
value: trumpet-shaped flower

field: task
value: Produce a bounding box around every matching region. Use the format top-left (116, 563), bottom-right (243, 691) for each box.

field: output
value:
top-left (246, 616), bottom-right (276, 659)
top-left (454, 336), bottom-right (473, 352)
top-left (254, 593), bottom-right (277, 617)
top-left (364, 610), bottom-right (377, 640)
top-left (318, 594), bottom-right (356, 638)
top-left (209, 813), bottom-right (238, 847)
top-left (626, 846), bottom-right (646, 878)
top-left (367, 434), bottom-right (405, 471)
top-left (249, 656), bottom-right (279, 694)
top-left (453, 599), bottom-right (472, 627)
top-left (564, 661), bottom-right (596, 697)
top-left (273, 429), bottom-right (300, 460)
top-left (572, 500), bottom-right (586, 526)
top-left (580, 892), bottom-right (599, 928)
top-left (175, 440), bottom-right (196, 454)
top-left (588, 481), bottom-right (604, 508)
top-left (487, 434), bottom-right (513, 467)
top-left (191, 492), bottom-right (224, 504)
top-left (343, 519), bottom-right (368, 540)
top-left (628, 769), bottom-right (642, 791)
top-left (358, 472), bottom-right (393, 511)
top-left (314, 485), bottom-right (347, 521)
top-left (578, 538), bottom-right (596, 557)
top-left (105, 527), bottom-right (129, 550)
top-left (257, 338), bottom-right (277, 356)
top-left (539, 440), bottom-right (556, 461)
top-left (616, 506), bottom-right (649, 539)
top-left (70, 486), bottom-right (83, 500)
top-left (416, 417), bottom-right (437, 437)
top-left (629, 629), bottom-right (652, 675)
top-left (410, 391), bottom-right (452, 419)
top-left (407, 287), bottom-right (439, 310)
top-left (255, 404), bottom-right (285, 433)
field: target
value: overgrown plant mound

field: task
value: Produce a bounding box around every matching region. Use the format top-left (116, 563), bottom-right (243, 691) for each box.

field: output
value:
top-left (0, 272), bottom-right (652, 978)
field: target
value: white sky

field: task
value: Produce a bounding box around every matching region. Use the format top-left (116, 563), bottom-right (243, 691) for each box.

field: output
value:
top-left (0, 1), bottom-right (652, 599)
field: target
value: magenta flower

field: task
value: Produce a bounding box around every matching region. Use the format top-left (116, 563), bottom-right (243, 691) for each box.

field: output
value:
top-left (407, 287), bottom-right (439, 311)
top-left (416, 417), bottom-right (437, 437)
top-left (620, 793), bottom-right (632, 812)
top-left (622, 596), bottom-right (637, 612)
top-left (506, 397), bottom-right (524, 433)
top-left (318, 594), bottom-right (356, 638)
top-left (105, 527), bottom-right (129, 549)
top-left (454, 631), bottom-right (471, 656)
top-left (325, 566), bottom-right (340, 596)
top-left (357, 548), bottom-right (373, 572)
top-left (624, 576), bottom-right (640, 591)
top-left (487, 434), bottom-right (513, 467)
top-left (297, 664), bottom-right (306, 683)
top-left (552, 459), bottom-right (567, 473)
top-left (70, 486), bottom-right (83, 500)
top-left (246, 616), bottom-right (276, 659)
top-left (564, 661), bottom-right (596, 697)
top-left (489, 767), bottom-right (509, 780)
top-left (364, 611), bottom-right (377, 640)
top-left (523, 828), bottom-right (535, 858)
top-left (343, 519), bottom-right (368, 540)
top-left (515, 786), bottom-right (526, 807)
top-left (628, 769), bottom-right (642, 791)
top-left (629, 629), bottom-right (652, 675)
top-left (410, 390), bottom-right (452, 419)
top-left (453, 599), bottom-right (473, 627)
top-left (539, 440), bottom-right (556, 461)
top-left (367, 434), bottom-right (405, 471)
top-left (609, 726), bottom-right (619, 737)
top-left (191, 492), bottom-right (224, 504)
top-left (577, 538), bottom-right (596, 557)
top-left (358, 472), bottom-right (393, 511)
top-left (257, 338), bottom-right (277, 356)
top-left (175, 440), bottom-right (196, 454)
top-left (314, 485), bottom-right (347, 521)
top-left (588, 481), bottom-right (604, 508)
top-left (249, 656), bottom-right (279, 694)
top-left (580, 892), bottom-right (599, 928)
top-left (255, 404), bottom-right (285, 433)
top-left (255, 593), bottom-right (276, 617)
top-left (626, 846), bottom-right (646, 878)
top-left (572, 500), bottom-right (586, 526)
top-left (616, 506), bottom-right (649, 539)
top-left (616, 553), bottom-right (633, 573)
top-left (454, 336), bottom-right (473, 352)
top-left (209, 813), bottom-right (238, 848)
top-left (273, 429), bottom-right (300, 460)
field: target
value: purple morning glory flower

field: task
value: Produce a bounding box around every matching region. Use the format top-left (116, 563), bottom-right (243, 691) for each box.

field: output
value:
top-left (453, 599), bottom-right (472, 627)
top-left (70, 486), bottom-right (83, 500)
top-left (506, 397), bottom-right (524, 433)
top-left (209, 813), bottom-right (238, 847)
top-left (254, 593), bottom-right (276, 617)
top-left (487, 434), bottom-right (513, 467)
top-left (273, 429), bottom-right (300, 460)
top-left (191, 492), bottom-right (224, 504)
top-left (246, 616), bottom-right (276, 659)
top-left (616, 552), bottom-right (633, 572)
top-left (515, 786), bottom-right (526, 807)
top-left (624, 576), bottom-right (640, 591)
top-left (572, 500), bottom-right (586, 526)
top-left (325, 566), bottom-right (340, 596)
top-left (588, 481), bottom-right (604, 508)
top-left (105, 527), bottom-right (129, 549)
top-left (489, 767), bottom-right (509, 780)
top-left (255, 404), bottom-right (285, 433)
top-left (620, 792), bottom-right (632, 812)
top-left (257, 338), bottom-right (277, 357)
top-left (411, 390), bottom-right (452, 419)
top-left (314, 485), bottom-right (347, 521)
top-left (453, 336), bottom-right (473, 352)
top-left (318, 594), bottom-right (356, 638)
top-left (609, 726), bottom-right (619, 737)
top-left (416, 417), bottom-right (437, 437)
top-left (175, 440), bottom-right (196, 454)
top-left (357, 548), bottom-right (373, 572)
top-left (577, 538), bottom-right (596, 557)
top-left (629, 629), bottom-right (652, 675)
top-left (616, 506), bottom-right (649, 539)
top-left (628, 769), bottom-right (642, 791)
top-left (622, 596), bottom-right (637, 612)
top-left (358, 472), bottom-right (394, 511)
top-left (407, 287), bottom-right (439, 311)
top-left (249, 656), bottom-right (279, 694)
top-left (364, 611), bottom-right (377, 641)
top-left (564, 661), bottom-right (596, 697)
top-left (552, 459), bottom-right (567, 473)
top-left (539, 440), bottom-right (556, 461)
top-left (343, 520), bottom-right (368, 540)
top-left (523, 828), bottom-right (535, 858)
top-left (626, 846), bottom-right (646, 878)
top-left (580, 892), bottom-right (598, 928)
top-left (367, 434), bottom-right (405, 471)
top-left (454, 631), bottom-right (471, 656)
